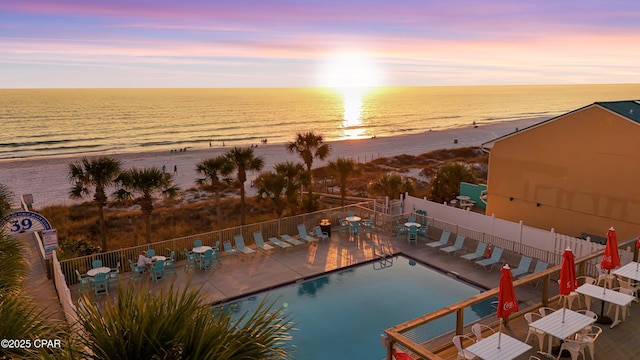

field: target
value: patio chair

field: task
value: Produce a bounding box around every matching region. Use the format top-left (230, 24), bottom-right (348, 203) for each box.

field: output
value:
top-left (556, 339), bottom-right (585, 360)
top-left (617, 276), bottom-right (639, 300)
top-left (577, 324), bottom-right (602, 360)
top-left (596, 264), bottom-right (615, 288)
top-left (200, 249), bottom-right (215, 271)
top-left (184, 248), bottom-right (199, 271)
top-left (267, 236), bottom-right (292, 249)
top-left (475, 247), bottom-right (503, 271)
top-left (223, 240), bottom-right (238, 255)
top-left (538, 306), bottom-right (556, 317)
top-left (146, 249), bottom-right (155, 258)
top-left (312, 226), bottom-right (329, 242)
top-left (297, 224), bottom-right (318, 243)
top-left (396, 220), bottom-right (408, 238)
top-left (150, 259), bottom-right (166, 282)
top-left (108, 261), bottom-right (120, 286)
top-left (128, 259), bottom-right (145, 280)
top-left (281, 234), bottom-right (304, 246)
top-left (510, 256), bottom-right (533, 278)
top-left (452, 335), bottom-right (476, 360)
top-left (361, 216), bottom-right (374, 235)
top-left (407, 216), bottom-right (416, 223)
top-left (233, 234), bottom-right (256, 254)
top-left (524, 312), bottom-right (547, 352)
top-left (460, 242), bottom-right (487, 262)
top-left (347, 211), bottom-right (355, 218)
top-left (426, 231), bottom-right (450, 249)
top-left (91, 259), bottom-right (103, 269)
top-left (338, 218), bottom-right (350, 235)
top-left (606, 287), bottom-right (633, 321)
top-left (213, 241), bottom-right (222, 264)
top-left (406, 225), bottom-right (418, 245)
top-left (92, 272), bottom-right (109, 297)
top-left (253, 231), bottom-right (275, 250)
top-left (164, 250), bottom-right (176, 275)
top-left (75, 269), bottom-right (92, 294)
top-left (349, 221), bottom-right (360, 238)
top-left (193, 239), bottom-right (203, 248)
top-left (418, 223), bottom-right (428, 239)
top-left (440, 235), bottom-right (465, 256)
top-left (471, 323), bottom-right (495, 342)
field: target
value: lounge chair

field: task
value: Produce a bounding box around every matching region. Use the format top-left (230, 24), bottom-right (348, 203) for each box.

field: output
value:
top-left (460, 242), bottom-right (487, 262)
top-left (233, 234), bottom-right (256, 254)
top-left (475, 247), bottom-right (503, 271)
top-left (223, 240), bottom-right (238, 255)
top-left (440, 235), bottom-right (465, 256)
top-left (253, 231), bottom-right (275, 251)
top-left (312, 226), bottom-right (329, 242)
top-left (510, 255), bottom-right (533, 278)
top-left (267, 236), bottom-right (292, 249)
top-left (281, 234), bottom-right (304, 246)
top-left (297, 224), bottom-right (318, 243)
top-left (530, 260), bottom-right (549, 288)
top-left (426, 231), bottom-right (450, 249)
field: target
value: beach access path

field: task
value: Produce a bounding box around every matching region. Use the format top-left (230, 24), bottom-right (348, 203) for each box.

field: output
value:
top-left (1, 117), bottom-right (544, 208)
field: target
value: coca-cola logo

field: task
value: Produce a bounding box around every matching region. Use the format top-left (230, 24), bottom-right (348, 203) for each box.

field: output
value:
top-left (503, 301), bottom-right (515, 310)
top-left (602, 255), bottom-right (612, 263)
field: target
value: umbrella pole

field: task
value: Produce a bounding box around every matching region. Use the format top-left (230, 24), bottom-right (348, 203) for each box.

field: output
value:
top-left (498, 319), bottom-right (502, 349)
top-left (562, 298), bottom-right (566, 323)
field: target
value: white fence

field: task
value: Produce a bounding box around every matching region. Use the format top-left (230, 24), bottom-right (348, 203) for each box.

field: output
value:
top-left (403, 194), bottom-right (610, 259)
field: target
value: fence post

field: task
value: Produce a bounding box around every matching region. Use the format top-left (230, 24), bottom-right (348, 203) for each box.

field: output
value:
top-left (456, 308), bottom-right (464, 335)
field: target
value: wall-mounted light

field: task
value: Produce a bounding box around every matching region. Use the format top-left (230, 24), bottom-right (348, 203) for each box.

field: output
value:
top-left (509, 197), bottom-right (514, 201)
top-left (536, 202), bottom-right (541, 207)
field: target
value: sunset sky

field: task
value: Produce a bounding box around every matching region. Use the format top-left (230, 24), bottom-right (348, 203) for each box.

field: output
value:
top-left (2, 1), bottom-right (639, 88)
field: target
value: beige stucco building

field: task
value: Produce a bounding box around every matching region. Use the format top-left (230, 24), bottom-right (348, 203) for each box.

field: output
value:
top-left (482, 100), bottom-right (640, 241)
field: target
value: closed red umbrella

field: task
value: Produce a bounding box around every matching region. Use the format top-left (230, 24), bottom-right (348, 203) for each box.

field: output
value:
top-left (601, 227), bottom-right (620, 271)
top-left (496, 264), bottom-right (518, 348)
top-left (559, 248), bottom-right (576, 322)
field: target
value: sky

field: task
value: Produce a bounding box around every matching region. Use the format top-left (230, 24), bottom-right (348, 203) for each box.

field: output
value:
top-left (1, 0), bottom-right (640, 88)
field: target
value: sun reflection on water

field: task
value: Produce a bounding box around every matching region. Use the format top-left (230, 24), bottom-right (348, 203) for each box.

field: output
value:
top-left (339, 87), bottom-right (370, 139)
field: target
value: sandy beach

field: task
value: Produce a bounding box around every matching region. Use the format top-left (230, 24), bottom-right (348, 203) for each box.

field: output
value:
top-left (1, 117), bottom-right (545, 208)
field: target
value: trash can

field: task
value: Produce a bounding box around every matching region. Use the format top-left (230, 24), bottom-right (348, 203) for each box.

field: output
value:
top-left (319, 219), bottom-right (331, 238)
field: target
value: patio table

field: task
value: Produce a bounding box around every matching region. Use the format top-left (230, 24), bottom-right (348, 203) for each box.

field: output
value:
top-left (151, 255), bottom-right (166, 262)
top-left (466, 332), bottom-right (531, 360)
top-left (529, 308), bottom-right (595, 356)
top-left (346, 216), bottom-right (361, 223)
top-left (404, 222), bottom-right (421, 228)
top-left (576, 283), bottom-right (634, 328)
top-left (87, 266), bottom-right (111, 277)
top-left (612, 262), bottom-right (640, 281)
top-left (193, 245), bottom-right (213, 254)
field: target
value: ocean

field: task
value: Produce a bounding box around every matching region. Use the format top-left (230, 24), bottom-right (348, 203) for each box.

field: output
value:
top-left (1, 84), bottom-right (639, 161)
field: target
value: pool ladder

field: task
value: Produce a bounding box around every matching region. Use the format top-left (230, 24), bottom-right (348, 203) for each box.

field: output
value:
top-left (373, 239), bottom-right (394, 270)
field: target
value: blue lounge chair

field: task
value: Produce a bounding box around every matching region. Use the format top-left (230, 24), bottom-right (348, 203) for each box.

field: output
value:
top-left (253, 232), bottom-right (275, 250)
top-left (223, 240), bottom-right (238, 255)
top-left (233, 234), bottom-right (256, 254)
top-left (530, 260), bottom-right (549, 288)
top-left (407, 225), bottom-right (418, 245)
top-left (510, 256), bottom-right (533, 278)
top-left (268, 236), bottom-right (292, 249)
top-left (281, 234), bottom-right (304, 246)
top-left (426, 231), bottom-right (450, 249)
top-left (297, 224), bottom-right (318, 243)
top-left (460, 242), bottom-right (487, 262)
top-left (312, 226), bottom-right (329, 242)
top-left (475, 247), bottom-right (503, 271)
top-left (440, 235), bottom-right (465, 256)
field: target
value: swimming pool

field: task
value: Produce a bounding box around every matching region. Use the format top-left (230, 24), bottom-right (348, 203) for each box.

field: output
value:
top-left (221, 256), bottom-right (494, 359)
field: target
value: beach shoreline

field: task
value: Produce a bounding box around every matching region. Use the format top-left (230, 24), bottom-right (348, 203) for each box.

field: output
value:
top-left (1, 117), bottom-right (546, 208)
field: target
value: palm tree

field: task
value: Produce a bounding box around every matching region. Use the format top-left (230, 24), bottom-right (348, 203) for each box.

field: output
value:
top-left (369, 173), bottom-right (414, 199)
top-left (68, 157), bottom-right (122, 251)
top-left (224, 147), bottom-right (264, 225)
top-left (255, 171), bottom-right (287, 218)
top-left (114, 167), bottom-right (179, 244)
top-left (274, 161), bottom-right (304, 215)
top-left (0, 182), bottom-right (13, 219)
top-left (76, 283), bottom-right (293, 359)
top-left (286, 131), bottom-right (331, 211)
top-left (430, 162), bottom-right (476, 203)
top-left (327, 157), bottom-right (360, 206)
top-left (195, 156), bottom-right (234, 229)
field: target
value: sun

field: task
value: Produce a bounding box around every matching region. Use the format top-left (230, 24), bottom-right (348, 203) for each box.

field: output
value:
top-left (319, 52), bottom-right (382, 88)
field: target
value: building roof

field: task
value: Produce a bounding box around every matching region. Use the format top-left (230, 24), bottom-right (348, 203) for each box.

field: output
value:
top-left (482, 100), bottom-right (640, 150)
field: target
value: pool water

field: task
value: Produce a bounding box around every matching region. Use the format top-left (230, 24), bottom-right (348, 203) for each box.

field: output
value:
top-left (222, 256), bottom-right (494, 360)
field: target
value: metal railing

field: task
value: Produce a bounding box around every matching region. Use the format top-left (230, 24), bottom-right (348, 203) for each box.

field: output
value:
top-left (59, 201), bottom-right (377, 284)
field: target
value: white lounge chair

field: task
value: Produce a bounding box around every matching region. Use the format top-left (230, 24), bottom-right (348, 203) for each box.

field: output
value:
top-left (297, 224), bottom-right (318, 243)
top-left (281, 234), bottom-right (304, 246)
top-left (252, 232), bottom-right (274, 251)
top-left (233, 234), bottom-right (256, 254)
top-left (267, 236), bottom-right (292, 249)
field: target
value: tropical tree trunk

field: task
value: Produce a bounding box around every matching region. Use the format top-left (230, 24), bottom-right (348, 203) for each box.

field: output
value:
top-left (215, 189), bottom-right (223, 229)
top-left (145, 212), bottom-right (152, 244)
top-left (240, 182), bottom-right (246, 225)
top-left (98, 205), bottom-right (107, 251)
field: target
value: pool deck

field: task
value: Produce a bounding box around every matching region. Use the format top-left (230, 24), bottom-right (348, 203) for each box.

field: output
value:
top-left (58, 227), bottom-right (640, 359)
